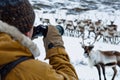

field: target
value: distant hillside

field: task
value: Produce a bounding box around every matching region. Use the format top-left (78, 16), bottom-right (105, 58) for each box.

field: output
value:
top-left (29, 0), bottom-right (120, 15)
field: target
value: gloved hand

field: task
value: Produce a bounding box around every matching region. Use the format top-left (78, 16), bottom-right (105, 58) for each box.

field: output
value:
top-left (43, 25), bottom-right (64, 53)
top-left (32, 25), bottom-right (64, 39)
top-left (32, 25), bottom-right (48, 39)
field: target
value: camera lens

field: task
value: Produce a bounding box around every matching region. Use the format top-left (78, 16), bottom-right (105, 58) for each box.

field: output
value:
top-left (32, 25), bottom-right (64, 39)
top-left (55, 25), bottom-right (64, 35)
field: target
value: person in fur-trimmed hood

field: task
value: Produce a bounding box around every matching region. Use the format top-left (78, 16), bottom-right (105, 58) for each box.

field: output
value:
top-left (0, 0), bottom-right (78, 80)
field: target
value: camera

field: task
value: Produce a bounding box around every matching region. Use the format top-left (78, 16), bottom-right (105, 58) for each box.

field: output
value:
top-left (32, 25), bottom-right (64, 39)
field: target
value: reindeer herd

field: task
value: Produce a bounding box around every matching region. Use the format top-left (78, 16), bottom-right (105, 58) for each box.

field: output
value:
top-left (38, 14), bottom-right (120, 80)
top-left (39, 17), bottom-right (120, 45)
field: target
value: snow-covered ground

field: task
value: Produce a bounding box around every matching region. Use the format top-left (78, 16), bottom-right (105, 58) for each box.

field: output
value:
top-left (32, 11), bottom-right (120, 80)
top-left (30, 0), bottom-right (120, 79)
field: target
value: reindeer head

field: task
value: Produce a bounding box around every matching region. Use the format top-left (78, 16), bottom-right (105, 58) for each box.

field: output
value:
top-left (81, 35), bottom-right (96, 58)
top-left (110, 21), bottom-right (114, 25)
top-left (82, 45), bottom-right (94, 58)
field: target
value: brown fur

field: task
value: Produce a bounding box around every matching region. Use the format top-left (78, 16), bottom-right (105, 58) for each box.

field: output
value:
top-left (95, 20), bottom-right (101, 26)
top-left (100, 51), bottom-right (120, 57)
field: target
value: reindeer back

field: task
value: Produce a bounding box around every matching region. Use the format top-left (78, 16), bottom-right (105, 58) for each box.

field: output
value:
top-left (100, 51), bottom-right (116, 57)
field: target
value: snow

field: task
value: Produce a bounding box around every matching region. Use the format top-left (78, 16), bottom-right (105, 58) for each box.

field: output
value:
top-left (31, 0), bottom-right (120, 80)
top-left (33, 12), bottom-right (120, 79)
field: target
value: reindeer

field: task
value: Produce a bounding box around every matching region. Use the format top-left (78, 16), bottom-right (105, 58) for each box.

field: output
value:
top-left (75, 20), bottom-right (86, 37)
top-left (65, 20), bottom-right (75, 37)
top-left (55, 18), bottom-right (66, 25)
top-left (92, 20), bottom-right (119, 44)
top-left (93, 20), bottom-right (108, 41)
top-left (113, 31), bottom-right (120, 44)
top-left (74, 19), bottom-right (93, 38)
top-left (86, 21), bottom-right (96, 38)
top-left (81, 38), bottom-right (120, 80)
top-left (40, 18), bottom-right (50, 25)
top-left (102, 21), bottom-right (118, 44)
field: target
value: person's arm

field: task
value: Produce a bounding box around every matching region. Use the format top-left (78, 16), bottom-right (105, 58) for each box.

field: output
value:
top-left (43, 25), bottom-right (78, 80)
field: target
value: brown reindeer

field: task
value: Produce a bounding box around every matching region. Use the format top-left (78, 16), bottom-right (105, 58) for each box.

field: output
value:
top-left (81, 44), bottom-right (120, 80)
top-left (75, 20), bottom-right (86, 37)
top-left (93, 20), bottom-right (107, 42)
top-left (102, 21), bottom-right (118, 44)
top-left (86, 20), bottom-right (96, 38)
top-left (74, 19), bottom-right (92, 38)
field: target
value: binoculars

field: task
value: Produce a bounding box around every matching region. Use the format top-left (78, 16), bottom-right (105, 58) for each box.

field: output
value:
top-left (32, 25), bottom-right (64, 39)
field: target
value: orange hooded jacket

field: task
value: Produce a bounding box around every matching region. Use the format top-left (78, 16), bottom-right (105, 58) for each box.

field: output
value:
top-left (0, 21), bottom-right (78, 80)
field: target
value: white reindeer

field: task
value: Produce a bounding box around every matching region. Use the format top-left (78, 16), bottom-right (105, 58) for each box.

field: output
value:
top-left (81, 38), bottom-right (120, 80)
top-left (65, 20), bottom-right (75, 37)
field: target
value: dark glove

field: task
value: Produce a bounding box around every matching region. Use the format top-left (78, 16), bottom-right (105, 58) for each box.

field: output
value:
top-left (43, 25), bottom-right (64, 53)
top-left (32, 24), bottom-right (64, 39)
top-left (32, 25), bottom-right (48, 39)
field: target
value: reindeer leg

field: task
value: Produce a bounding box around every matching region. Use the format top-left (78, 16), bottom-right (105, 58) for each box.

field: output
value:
top-left (97, 35), bottom-right (103, 41)
top-left (71, 30), bottom-right (73, 37)
top-left (117, 61), bottom-right (120, 67)
top-left (93, 31), bottom-right (96, 37)
top-left (78, 32), bottom-right (83, 37)
top-left (103, 36), bottom-right (107, 43)
top-left (112, 66), bottom-right (117, 80)
top-left (100, 63), bottom-right (106, 80)
top-left (95, 64), bottom-right (101, 80)
top-left (87, 31), bottom-right (90, 38)
top-left (94, 34), bottom-right (98, 41)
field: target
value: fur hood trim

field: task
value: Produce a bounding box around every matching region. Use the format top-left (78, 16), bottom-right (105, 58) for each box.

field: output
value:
top-left (0, 20), bottom-right (40, 58)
